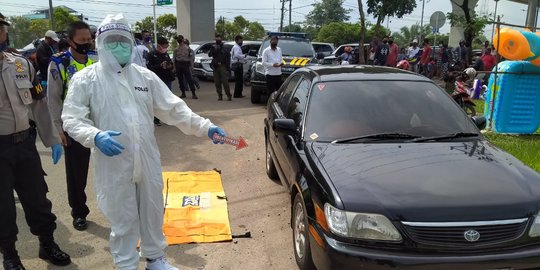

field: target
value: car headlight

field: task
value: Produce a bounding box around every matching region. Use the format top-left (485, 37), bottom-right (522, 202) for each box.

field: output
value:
top-left (529, 212), bottom-right (540, 237)
top-left (255, 62), bottom-right (265, 75)
top-left (201, 59), bottom-right (212, 64)
top-left (324, 203), bottom-right (402, 241)
top-left (194, 57), bottom-right (201, 64)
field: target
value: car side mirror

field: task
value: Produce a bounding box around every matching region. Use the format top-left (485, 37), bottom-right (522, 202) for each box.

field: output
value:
top-left (248, 49), bottom-right (258, 57)
top-left (472, 116), bottom-right (487, 130)
top-left (272, 119), bottom-right (297, 135)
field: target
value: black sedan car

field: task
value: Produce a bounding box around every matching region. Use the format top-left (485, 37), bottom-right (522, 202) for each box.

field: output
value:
top-left (264, 65), bottom-right (540, 270)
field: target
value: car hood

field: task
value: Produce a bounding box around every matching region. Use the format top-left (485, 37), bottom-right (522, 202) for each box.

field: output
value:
top-left (309, 140), bottom-right (540, 222)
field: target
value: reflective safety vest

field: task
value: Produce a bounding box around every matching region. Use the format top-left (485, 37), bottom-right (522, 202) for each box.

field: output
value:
top-left (51, 51), bottom-right (96, 100)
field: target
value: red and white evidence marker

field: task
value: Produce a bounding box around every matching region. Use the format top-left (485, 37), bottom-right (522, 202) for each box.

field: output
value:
top-left (212, 134), bottom-right (248, 150)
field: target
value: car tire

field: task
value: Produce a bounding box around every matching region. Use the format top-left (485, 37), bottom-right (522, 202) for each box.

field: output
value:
top-left (251, 86), bottom-right (261, 104)
top-left (266, 138), bottom-right (279, 180)
top-left (292, 193), bottom-right (316, 270)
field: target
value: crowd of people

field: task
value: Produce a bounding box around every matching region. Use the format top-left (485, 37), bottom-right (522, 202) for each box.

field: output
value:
top-left (341, 35), bottom-right (498, 85)
top-left (0, 11), bottom-right (229, 270)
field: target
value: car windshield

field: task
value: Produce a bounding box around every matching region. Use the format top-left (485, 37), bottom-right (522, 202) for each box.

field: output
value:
top-left (189, 44), bottom-right (199, 51)
top-left (314, 44), bottom-right (333, 52)
top-left (304, 80), bottom-right (479, 142)
top-left (261, 38), bottom-right (314, 58)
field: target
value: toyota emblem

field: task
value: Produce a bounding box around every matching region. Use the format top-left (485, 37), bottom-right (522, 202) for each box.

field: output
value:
top-left (464, 230), bottom-right (481, 242)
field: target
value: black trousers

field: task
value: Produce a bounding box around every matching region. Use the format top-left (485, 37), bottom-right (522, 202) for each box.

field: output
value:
top-left (64, 134), bottom-right (91, 219)
top-left (0, 130), bottom-right (56, 248)
top-left (176, 62), bottom-right (196, 93)
top-left (266, 75), bottom-right (282, 95)
top-left (233, 64), bottom-right (244, 97)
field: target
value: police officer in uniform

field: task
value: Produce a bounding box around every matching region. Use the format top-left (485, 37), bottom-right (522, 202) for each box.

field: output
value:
top-left (47, 21), bottom-right (97, 231)
top-left (0, 13), bottom-right (71, 269)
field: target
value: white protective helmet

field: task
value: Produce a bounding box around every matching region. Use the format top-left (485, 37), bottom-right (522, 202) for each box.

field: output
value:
top-left (464, 67), bottom-right (477, 80)
top-left (95, 14), bottom-right (135, 72)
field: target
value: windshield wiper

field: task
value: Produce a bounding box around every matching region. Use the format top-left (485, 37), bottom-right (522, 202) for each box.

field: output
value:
top-left (411, 132), bottom-right (480, 142)
top-left (331, 133), bottom-right (421, 144)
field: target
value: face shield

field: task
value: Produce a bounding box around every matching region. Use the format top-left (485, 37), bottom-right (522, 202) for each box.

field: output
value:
top-left (95, 14), bottom-right (135, 71)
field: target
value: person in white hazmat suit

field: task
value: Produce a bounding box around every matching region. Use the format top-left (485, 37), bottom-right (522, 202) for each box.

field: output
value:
top-left (61, 14), bottom-right (226, 270)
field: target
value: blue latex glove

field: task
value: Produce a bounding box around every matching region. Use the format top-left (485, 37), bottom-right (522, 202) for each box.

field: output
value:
top-left (52, 144), bottom-right (63, 165)
top-left (208, 125), bottom-right (226, 144)
top-left (94, 131), bottom-right (125, 157)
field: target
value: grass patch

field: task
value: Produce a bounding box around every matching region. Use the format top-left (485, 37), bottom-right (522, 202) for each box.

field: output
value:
top-left (483, 133), bottom-right (540, 173)
top-left (470, 99), bottom-right (540, 172)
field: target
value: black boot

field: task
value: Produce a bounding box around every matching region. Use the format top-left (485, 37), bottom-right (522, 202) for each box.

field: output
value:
top-left (180, 91), bottom-right (187, 98)
top-left (38, 240), bottom-right (71, 266)
top-left (3, 258), bottom-right (25, 270)
top-left (1, 243), bottom-right (25, 270)
top-left (192, 91), bottom-right (198, 99)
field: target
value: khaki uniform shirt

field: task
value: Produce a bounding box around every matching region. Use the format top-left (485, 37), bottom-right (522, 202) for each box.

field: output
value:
top-left (0, 52), bottom-right (60, 147)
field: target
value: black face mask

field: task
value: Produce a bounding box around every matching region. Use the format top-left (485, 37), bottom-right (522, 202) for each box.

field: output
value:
top-left (237, 41), bottom-right (243, 46)
top-left (270, 43), bottom-right (277, 48)
top-left (388, 41), bottom-right (393, 45)
top-left (216, 40), bottom-right (222, 45)
top-left (73, 41), bottom-right (91, 55)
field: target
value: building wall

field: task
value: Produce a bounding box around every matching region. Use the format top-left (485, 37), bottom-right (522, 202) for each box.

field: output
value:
top-left (176, 0), bottom-right (214, 42)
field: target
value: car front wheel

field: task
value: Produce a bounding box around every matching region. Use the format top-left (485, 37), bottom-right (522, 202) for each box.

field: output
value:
top-left (265, 138), bottom-right (279, 180)
top-left (293, 193), bottom-right (316, 270)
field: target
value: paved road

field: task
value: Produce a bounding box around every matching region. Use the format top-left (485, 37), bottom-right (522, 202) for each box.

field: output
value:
top-left (21, 81), bottom-right (297, 269)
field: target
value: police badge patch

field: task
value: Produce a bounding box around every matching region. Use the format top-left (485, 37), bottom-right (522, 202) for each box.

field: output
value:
top-left (15, 60), bottom-right (25, 73)
top-left (50, 68), bottom-right (59, 81)
top-left (66, 65), bottom-right (77, 80)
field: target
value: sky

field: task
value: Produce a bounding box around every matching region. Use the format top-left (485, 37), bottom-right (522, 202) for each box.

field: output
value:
top-left (0, 0), bottom-right (530, 38)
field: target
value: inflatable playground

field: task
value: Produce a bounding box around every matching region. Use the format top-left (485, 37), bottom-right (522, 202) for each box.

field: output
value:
top-left (484, 28), bottom-right (540, 134)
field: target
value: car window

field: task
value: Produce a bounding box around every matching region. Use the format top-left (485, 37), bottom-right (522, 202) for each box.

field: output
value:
top-left (224, 44), bottom-right (233, 53)
top-left (260, 39), bottom-right (314, 58)
top-left (335, 46), bottom-right (345, 56)
top-left (198, 44), bottom-right (212, 54)
top-left (278, 75), bottom-right (301, 112)
top-left (287, 79), bottom-right (310, 127)
top-left (314, 44), bottom-right (333, 53)
top-left (304, 81), bottom-right (478, 142)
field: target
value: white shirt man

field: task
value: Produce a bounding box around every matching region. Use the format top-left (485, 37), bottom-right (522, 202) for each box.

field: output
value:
top-left (262, 36), bottom-right (284, 94)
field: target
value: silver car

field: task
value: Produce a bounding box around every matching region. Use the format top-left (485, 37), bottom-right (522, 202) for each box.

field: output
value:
top-left (193, 41), bottom-right (261, 80)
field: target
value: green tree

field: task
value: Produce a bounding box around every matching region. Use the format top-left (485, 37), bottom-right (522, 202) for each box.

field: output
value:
top-left (29, 19), bottom-right (50, 40)
top-left (447, 0), bottom-right (490, 49)
top-left (367, 23), bottom-right (390, 40)
top-left (357, 0), bottom-right (367, 64)
top-left (282, 23), bottom-right (303, 33)
top-left (306, 0), bottom-right (351, 29)
top-left (53, 7), bottom-right (78, 32)
top-left (157, 14), bottom-right (177, 41)
top-left (366, 0), bottom-right (417, 27)
top-left (316, 22), bottom-right (360, 46)
top-left (215, 16), bottom-right (265, 41)
top-left (133, 14), bottom-right (177, 42)
top-left (392, 24), bottom-right (431, 48)
top-left (8, 16), bottom-right (33, 48)
top-left (245, 22), bottom-right (265, 40)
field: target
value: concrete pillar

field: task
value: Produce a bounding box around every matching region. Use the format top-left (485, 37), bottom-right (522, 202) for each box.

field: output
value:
top-left (448, 0), bottom-right (479, 47)
top-left (176, 0), bottom-right (214, 42)
top-left (526, 0), bottom-right (539, 31)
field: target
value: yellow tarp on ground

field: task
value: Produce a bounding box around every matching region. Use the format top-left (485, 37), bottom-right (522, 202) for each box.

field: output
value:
top-left (162, 171), bottom-right (232, 245)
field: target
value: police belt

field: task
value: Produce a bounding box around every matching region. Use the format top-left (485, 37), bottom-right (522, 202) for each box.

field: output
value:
top-left (0, 128), bottom-right (34, 144)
